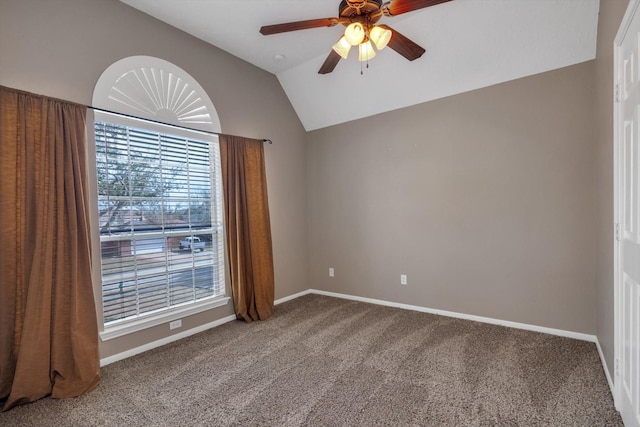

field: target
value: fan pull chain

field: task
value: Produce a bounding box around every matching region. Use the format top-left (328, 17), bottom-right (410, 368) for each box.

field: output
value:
top-left (360, 58), bottom-right (371, 75)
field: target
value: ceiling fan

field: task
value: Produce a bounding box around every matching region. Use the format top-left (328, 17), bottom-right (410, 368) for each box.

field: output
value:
top-left (259, 0), bottom-right (453, 74)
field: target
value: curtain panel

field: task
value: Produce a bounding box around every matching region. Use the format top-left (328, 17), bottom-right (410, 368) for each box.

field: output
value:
top-left (0, 86), bottom-right (100, 411)
top-left (219, 135), bottom-right (275, 322)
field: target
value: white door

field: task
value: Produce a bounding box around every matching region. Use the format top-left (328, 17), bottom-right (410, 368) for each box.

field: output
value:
top-left (617, 2), bottom-right (640, 426)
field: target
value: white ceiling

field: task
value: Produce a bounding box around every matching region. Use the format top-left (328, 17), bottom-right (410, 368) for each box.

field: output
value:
top-left (120, 0), bottom-right (600, 131)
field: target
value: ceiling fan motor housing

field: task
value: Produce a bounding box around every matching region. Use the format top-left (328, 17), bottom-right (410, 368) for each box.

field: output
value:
top-left (339, 0), bottom-right (384, 22)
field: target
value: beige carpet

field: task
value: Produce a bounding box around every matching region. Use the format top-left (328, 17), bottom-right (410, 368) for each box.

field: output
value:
top-left (0, 294), bottom-right (622, 426)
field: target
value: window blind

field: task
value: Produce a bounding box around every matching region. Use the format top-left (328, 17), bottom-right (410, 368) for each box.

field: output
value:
top-left (95, 120), bottom-right (225, 323)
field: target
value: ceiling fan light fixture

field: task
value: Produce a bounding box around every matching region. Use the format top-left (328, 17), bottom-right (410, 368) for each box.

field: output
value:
top-left (259, 0), bottom-right (442, 74)
top-left (369, 26), bottom-right (392, 50)
top-left (344, 22), bottom-right (365, 45)
top-left (332, 36), bottom-right (352, 59)
top-left (358, 40), bottom-right (376, 61)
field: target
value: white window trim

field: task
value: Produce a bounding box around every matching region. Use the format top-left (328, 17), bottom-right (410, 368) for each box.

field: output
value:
top-left (100, 296), bottom-right (231, 341)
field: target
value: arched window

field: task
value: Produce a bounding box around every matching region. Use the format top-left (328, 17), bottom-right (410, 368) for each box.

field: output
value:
top-left (92, 56), bottom-right (228, 339)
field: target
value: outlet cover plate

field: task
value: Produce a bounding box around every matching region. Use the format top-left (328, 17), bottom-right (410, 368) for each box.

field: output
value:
top-left (169, 319), bottom-right (182, 330)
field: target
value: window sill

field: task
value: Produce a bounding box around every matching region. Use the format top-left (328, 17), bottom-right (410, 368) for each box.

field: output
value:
top-left (100, 296), bottom-right (231, 341)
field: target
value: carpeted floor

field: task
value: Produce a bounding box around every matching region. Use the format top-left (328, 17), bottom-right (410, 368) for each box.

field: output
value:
top-left (0, 294), bottom-right (622, 426)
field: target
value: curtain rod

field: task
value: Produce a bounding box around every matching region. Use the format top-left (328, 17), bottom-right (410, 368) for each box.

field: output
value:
top-left (88, 106), bottom-right (273, 144)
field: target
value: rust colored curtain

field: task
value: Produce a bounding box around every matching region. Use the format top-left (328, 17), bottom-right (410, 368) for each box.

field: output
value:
top-left (0, 86), bottom-right (100, 411)
top-left (219, 135), bottom-right (275, 322)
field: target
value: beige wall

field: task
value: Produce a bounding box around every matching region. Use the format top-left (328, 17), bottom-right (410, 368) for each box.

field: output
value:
top-left (594, 0), bottom-right (630, 380)
top-left (307, 62), bottom-right (598, 334)
top-left (0, 0), bottom-right (308, 359)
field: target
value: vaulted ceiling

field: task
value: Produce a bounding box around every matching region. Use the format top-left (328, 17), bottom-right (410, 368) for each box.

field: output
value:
top-left (120, 0), bottom-right (600, 131)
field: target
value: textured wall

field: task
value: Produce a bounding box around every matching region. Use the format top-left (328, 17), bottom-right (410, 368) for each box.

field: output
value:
top-left (594, 0), bottom-right (631, 380)
top-left (307, 62), bottom-right (597, 334)
top-left (0, 0), bottom-right (308, 359)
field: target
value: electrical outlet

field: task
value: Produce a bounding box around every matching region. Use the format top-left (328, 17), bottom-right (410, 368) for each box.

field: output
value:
top-left (400, 274), bottom-right (407, 285)
top-left (169, 319), bottom-right (182, 330)
top-left (329, 268), bottom-right (335, 277)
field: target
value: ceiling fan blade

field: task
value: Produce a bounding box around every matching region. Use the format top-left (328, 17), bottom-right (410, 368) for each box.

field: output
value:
top-left (260, 18), bottom-right (341, 35)
top-left (379, 25), bottom-right (425, 61)
top-left (384, 0), bottom-right (452, 16)
top-left (318, 50), bottom-right (342, 74)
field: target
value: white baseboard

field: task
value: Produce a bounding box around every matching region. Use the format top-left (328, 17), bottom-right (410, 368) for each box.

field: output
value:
top-left (274, 289), bottom-right (312, 305)
top-left (100, 314), bottom-right (237, 366)
top-left (101, 287), bottom-right (600, 367)
top-left (309, 289), bottom-right (597, 343)
top-left (595, 338), bottom-right (616, 399)
top-left (100, 289), bottom-right (312, 367)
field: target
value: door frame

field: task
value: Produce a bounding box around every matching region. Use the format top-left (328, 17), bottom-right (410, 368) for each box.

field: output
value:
top-left (614, 0), bottom-right (640, 413)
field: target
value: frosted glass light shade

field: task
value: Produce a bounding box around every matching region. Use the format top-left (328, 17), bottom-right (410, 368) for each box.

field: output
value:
top-left (370, 26), bottom-right (392, 50)
top-left (344, 22), bottom-right (365, 46)
top-left (332, 36), bottom-right (352, 59)
top-left (358, 41), bottom-right (376, 61)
